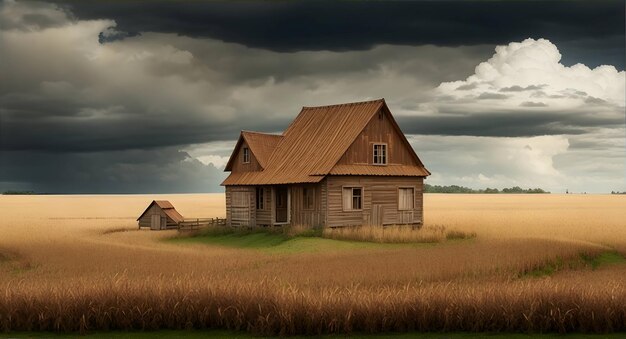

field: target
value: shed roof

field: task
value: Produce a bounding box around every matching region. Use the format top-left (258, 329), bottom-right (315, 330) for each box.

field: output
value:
top-left (222, 98), bottom-right (429, 185)
top-left (136, 200), bottom-right (184, 223)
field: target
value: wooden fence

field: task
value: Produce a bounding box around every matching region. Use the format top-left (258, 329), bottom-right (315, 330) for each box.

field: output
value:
top-left (178, 217), bottom-right (226, 231)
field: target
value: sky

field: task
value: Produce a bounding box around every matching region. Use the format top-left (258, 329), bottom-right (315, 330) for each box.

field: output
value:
top-left (0, 0), bottom-right (624, 194)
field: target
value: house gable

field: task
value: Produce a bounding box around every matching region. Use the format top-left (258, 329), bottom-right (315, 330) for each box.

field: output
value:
top-left (229, 139), bottom-right (263, 172)
top-left (337, 105), bottom-right (419, 166)
top-left (225, 131), bottom-right (281, 172)
top-left (330, 103), bottom-right (430, 177)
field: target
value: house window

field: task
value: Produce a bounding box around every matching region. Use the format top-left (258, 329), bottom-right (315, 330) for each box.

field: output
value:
top-left (373, 144), bottom-right (387, 165)
top-left (398, 187), bottom-right (414, 210)
top-left (342, 187), bottom-right (362, 210)
top-left (256, 187), bottom-right (264, 210)
top-left (242, 147), bottom-right (250, 163)
top-left (303, 187), bottom-right (315, 210)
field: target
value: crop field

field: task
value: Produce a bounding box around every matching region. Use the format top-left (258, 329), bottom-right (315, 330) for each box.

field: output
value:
top-left (0, 194), bottom-right (624, 336)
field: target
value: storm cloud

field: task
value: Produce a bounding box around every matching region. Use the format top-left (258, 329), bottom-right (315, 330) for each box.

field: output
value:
top-left (52, 1), bottom-right (625, 69)
top-left (0, 0), bottom-right (624, 193)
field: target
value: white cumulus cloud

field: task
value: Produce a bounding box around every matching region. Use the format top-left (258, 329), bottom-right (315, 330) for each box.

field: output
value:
top-left (436, 38), bottom-right (625, 112)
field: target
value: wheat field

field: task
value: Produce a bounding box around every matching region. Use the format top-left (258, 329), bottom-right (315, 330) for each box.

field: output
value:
top-left (0, 194), bottom-right (624, 335)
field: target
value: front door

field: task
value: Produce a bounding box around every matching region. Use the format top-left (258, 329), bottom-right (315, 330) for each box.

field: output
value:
top-left (275, 186), bottom-right (288, 223)
top-left (150, 214), bottom-right (160, 230)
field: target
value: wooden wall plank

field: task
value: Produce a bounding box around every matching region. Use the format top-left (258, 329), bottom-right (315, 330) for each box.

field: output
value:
top-left (326, 175), bottom-right (423, 227)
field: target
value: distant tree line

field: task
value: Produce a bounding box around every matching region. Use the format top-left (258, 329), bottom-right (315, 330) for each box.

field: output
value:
top-left (611, 191), bottom-right (626, 195)
top-left (2, 190), bottom-right (36, 195)
top-left (424, 184), bottom-right (548, 194)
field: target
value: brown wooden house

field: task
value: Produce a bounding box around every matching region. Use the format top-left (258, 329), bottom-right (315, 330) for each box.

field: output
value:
top-left (222, 99), bottom-right (430, 228)
top-left (137, 200), bottom-right (184, 230)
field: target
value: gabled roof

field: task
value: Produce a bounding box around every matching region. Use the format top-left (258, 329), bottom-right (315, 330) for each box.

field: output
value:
top-left (224, 131), bottom-right (282, 170)
top-left (222, 98), bottom-right (429, 185)
top-left (136, 200), bottom-right (184, 223)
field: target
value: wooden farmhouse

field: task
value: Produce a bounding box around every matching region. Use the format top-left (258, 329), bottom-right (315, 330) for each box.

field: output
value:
top-left (137, 200), bottom-right (184, 230)
top-left (222, 98), bottom-right (430, 228)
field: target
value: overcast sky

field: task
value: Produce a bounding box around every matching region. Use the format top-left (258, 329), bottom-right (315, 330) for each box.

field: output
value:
top-left (0, 0), bottom-right (624, 193)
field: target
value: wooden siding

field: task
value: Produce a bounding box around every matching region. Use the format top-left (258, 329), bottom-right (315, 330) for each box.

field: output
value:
top-left (289, 183), bottom-right (325, 227)
top-left (225, 186), bottom-right (255, 227)
top-left (137, 204), bottom-right (178, 229)
top-left (255, 186), bottom-right (272, 226)
top-left (326, 176), bottom-right (423, 227)
top-left (337, 107), bottom-right (419, 167)
top-left (230, 141), bottom-right (262, 172)
top-left (321, 178), bottom-right (328, 227)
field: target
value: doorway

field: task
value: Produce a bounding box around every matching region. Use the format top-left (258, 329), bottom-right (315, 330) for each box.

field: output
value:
top-left (150, 214), bottom-right (161, 230)
top-left (274, 186), bottom-right (289, 223)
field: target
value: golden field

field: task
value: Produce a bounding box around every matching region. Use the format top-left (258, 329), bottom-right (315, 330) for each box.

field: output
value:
top-left (0, 193), bottom-right (625, 335)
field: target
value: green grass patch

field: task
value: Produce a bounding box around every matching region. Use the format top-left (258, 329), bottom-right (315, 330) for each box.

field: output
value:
top-left (166, 225), bottom-right (432, 253)
top-left (170, 231), bottom-right (290, 249)
top-left (168, 224), bottom-right (477, 253)
top-left (580, 251), bottom-right (626, 269)
top-left (519, 251), bottom-right (626, 278)
top-left (4, 331), bottom-right (626, 338)
top-left (169, 231), bottom-right (396, 253)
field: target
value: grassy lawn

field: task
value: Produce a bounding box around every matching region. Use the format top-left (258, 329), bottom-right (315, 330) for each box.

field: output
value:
top-left (166, 229), bottom-right (443, 254)
top-left (167, 231), bottom-right (404, 253)
top-left (4, 331), bottom-right (626, 338)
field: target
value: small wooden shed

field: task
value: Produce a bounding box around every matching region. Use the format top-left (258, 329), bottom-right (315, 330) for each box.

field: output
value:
top-left (137, 200), bottom-right (184, 230)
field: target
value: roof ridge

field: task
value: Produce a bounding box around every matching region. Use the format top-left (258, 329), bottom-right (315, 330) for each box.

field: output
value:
top-left (241, 130), bottom-right (282, 136)
top-left (302, 98), bottom-right (384, 110)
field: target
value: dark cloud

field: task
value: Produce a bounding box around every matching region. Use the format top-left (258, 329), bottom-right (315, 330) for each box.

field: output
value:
top-left (98, 28), bottom-right (140, 44)
top-left (0, 148), bottom-right (227, 193)
top-left (54, 0), bottom-right (625, 69)
top-left (0, 103), bottom-right (291, 152)
top-left (1, 1), bottom-right (623, 193)
top-left (397, 111), bottom-right (623, 137)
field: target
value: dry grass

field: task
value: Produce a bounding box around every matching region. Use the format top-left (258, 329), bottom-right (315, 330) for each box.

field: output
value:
top-left (0, 193), bottom-right (624, 335)
top-left (2, 277), bottom-right (624, 335)
top-left (322, 224), bottom-right (476, 243)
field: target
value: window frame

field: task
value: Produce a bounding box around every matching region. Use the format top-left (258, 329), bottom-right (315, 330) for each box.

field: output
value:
top-left (372, 143), bottom-right (388, 165)
top-left (342, 186), bottom-right (364, 211)
top-left (256, 187), bottom-right (264, 210)
top-left (242, 147), bottom-right (250, 164)
top-left (302, 187), bottom-right (315, 210)
top-left (397, 186), bottom-right (416, 211)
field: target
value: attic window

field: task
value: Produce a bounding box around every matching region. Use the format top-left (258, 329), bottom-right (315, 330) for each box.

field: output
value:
top-left (242, 147), bottom-right (250, 163)
top-left (373, 144), bottom-right (387, 165)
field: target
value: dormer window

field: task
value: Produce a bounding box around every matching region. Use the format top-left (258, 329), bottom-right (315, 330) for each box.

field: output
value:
top-left (242, 147), bottom-right (250, 163)
top-left (373, 143), bottom-right (387, 165)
